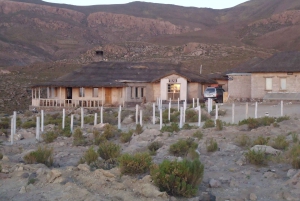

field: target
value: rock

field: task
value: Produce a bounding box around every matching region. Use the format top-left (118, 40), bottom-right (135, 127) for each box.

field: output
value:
top-left (26, 184), bottom-right (35, 192)
top-left (19, 186), bottom-right (26, 194)
top-left (2, 168), bottom-right (9, 174)
top-left (47, 169), bottom-right (62, 183)
top-left (95, 169), bottom-right (115, 178)
top-left (28, 172), bottom-right (37, 180)
top-left (209, 179), bottom-right (221, 188)
top-left (287, 169), bottom-right (298, 178)
top-left (93, 123), bottom-right (108, 130)
top-left (236, 155), bottom-right (246, 166)
top-left (139, 183), bottom-right (167, 198)
top-left (20, 172), bottom-right (29, 178)
top-left (286, 170), bottom-right (300, 189)
top-left (223, 144), bottom-right (239, 151)
top-left (250, 145), bottom-right (282, 155)
top-left (250, 193), bottom-right (257, 201)
top-left (198, 192), bottom-right (217, 201)
top-left (2, 155), bottom-right (9, 161)
top-left (122, 115), bottom-right (134, 124)
top-left (263, 172), bottom-right (278, 179)
top-left (282, 191), bottom-right (298, 201)
top-left (77, 164), bottom-right (90, 172)
top-left (238, 124), bottom-right (249, 131)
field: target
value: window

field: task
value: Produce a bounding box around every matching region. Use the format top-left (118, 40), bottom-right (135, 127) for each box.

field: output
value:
top-left (135, 87), bottom-right (138, 98)
top-left (266, 78), bottom-right (272, 90)
top-left (79, 87), bottom-right (85, 97)
top-left (131, 87), bottom-right (134, 98)
top-left (280, 78), bottom-right (286, 90)
top-left (93, 88), bottom-right (98, 97)
top-left (141, 88), bottom-right (144, 97)
top-left (168, 84), bottom-right (180, 100)
top-left (54, 87), bottom-right (58, 97)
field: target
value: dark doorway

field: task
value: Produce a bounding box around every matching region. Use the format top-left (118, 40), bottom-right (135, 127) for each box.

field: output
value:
top-left (66, 87), bottom-right (72, 103)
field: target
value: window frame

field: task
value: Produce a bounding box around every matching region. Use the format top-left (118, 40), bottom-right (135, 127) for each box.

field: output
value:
top-left (265, 78), bottom-right (272, 91)
top-left (79, 87), bottom-right (85, 97)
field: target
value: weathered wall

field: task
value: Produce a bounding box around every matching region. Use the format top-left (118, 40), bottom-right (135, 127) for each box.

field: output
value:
top-left (187, 83), bottom-right (201, 101)
top-left (251, 73), bottom-right (300, 99)
top-left (228, 74), bottom-right (251, 99)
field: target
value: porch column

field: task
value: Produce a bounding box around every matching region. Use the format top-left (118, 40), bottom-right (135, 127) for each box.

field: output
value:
top-left (35, 88), bottom-right (37, 99)
top-left (47, 87), bottom-right (49, 98)
top-left (39, 87), bottom-right (41, 99)
top-left (60, 87), bottom-right (62, 107)
top-left (102, 87), bottom-right (104, 106)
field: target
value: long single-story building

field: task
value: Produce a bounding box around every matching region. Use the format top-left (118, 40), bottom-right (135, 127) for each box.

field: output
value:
top-left (227, 51), bottom-right (300, 100)
top-left (31, 62), bottom-right (217, 108)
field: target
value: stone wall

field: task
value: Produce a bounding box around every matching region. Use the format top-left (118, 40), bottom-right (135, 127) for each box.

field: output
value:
top-left (228, 74), bottom-right (251, 99)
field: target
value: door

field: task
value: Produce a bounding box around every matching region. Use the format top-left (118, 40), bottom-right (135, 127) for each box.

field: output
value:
top-left (105, 88), bottom-right (112, 105)
top-left (66, 87), bottom-right (72, 103)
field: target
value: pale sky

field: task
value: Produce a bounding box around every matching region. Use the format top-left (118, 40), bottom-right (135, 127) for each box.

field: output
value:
top-left (43, 0), bottom-right (249, 9)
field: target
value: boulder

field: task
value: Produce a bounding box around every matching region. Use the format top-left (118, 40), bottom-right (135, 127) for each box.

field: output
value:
top-left (287, 169), bottom-right (298, 178)
top-left (250, 145), bottom-right (282, 155)
top-left (122, 115), bottom-right (134, 125)
top-left (209, 179), bottom-right (221, 188)
top-left (77, 164), bottom-right (90, 172)
top-left (47, 169), bottom-right (62, 183)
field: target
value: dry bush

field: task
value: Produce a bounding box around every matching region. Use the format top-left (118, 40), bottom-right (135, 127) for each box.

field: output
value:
top-left (236, 134), bottom-right (251, 147)
top-left (118, 152), bottom-right (152, 174)
top-left (206, 138), bottom-right (218, 152)
top-left (253, 136), bottom-right (269, 146)
top-left (148, 141), bottom-right (163, 155)
top-left (23, 146), bottom-right (53, 167)
top-left (169, 139), bottom-right (198, 157)
top-left (73, 128), bottom-right (86, 146)
top-left (244, 149), bottom-right (267, 166)
top-left (193, 130), bottom-right (203, 139)
top-left (271, 135), bottom-right (289, 150)
top-left (120, 130), bottom-right (133, 143)
top-left (98, 141), bottom-right (121, 161)
top-left (288, 144), bottom-right (300, 169)
top-left (202, 119), bottom-right (215, 129)
top-left (42, 131), bottom-right (59, 143)
top-left (79, 146), bottom-right (98, 165)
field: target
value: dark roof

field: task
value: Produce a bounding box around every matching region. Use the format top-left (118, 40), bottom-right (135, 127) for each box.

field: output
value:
top-left (206, 72), bottom-right (228, 80)
top-left (33, 62), bottom-right (217, 87)
top-left (225, 57), bottom-right (264, 74)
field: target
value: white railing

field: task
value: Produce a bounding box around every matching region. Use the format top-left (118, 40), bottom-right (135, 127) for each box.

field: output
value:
top-left (34, 99), bottom-right (104, 108)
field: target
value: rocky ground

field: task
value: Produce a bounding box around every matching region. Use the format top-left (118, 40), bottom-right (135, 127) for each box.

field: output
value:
top-left (0, 104), bottom-right (300, 201)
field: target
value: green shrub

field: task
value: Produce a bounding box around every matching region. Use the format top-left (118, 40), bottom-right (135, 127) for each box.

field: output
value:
top-left (23, 146), bottom-right (53, 167)
top-left (253, 136), bottom-right (269, 146)
top-left (161, 123), bottom-right (180, 133)
top-left (215, 119), bottom-right (223, 131)
top-left (193, 130), bottom-right (203, 139)
top-left (288, 144), bottom-right (300, 169)
top-left (148, 141), bottom-right (163, 155)
top-left (98, 141), bottom-right (121, 161)
top-left (80, 146), bottom-right (98, 165)
top-left (120, 130), bottom-right (133, 143)
top-left (103, 124), bottom-right (119, 139)
top-left (150, 159), bottom-right (204, 197)
top-left (185, 110), bottom-right (198, 122)
top-left (61, 126), bottom-right (72, 137)
top-left (22, 120), bottom-right (36, 129)
top-left (290, 132), bottom-right (299, 143)
top-left (272, 135), bottom-right (289, 150)
top-left (206, 138), bottom-right (218, 152)
top-left (73, 128), bottom-right (86, 146)
top-left (118, 152), bottom-right (152, 174)
top-left (27, 178), bottom-right (36, 185)
top-left (135, 124), bottom-right (143, 134)
top-left (45, 113), bottom-right (62, 126)
top-left (239, 117), bottom-right (275, 130)
top-left (244, 149), bottom-right (267, 165)
top-left (162, 109), bottom-right (180, 123)
top-left (103, 110), bottom-right (118, 125)
top-left (276, 116), bottom-right (290, 123)
top-left (42, 131), bottom-right (58, 143)
top-left (84, 115), bottom-right (94, 125)
top-left (182, 123), bottom-right (196, 130)
top-left (169, 139), bottom-right (198, 157)
top-left (210, 109), bottom-right (226, 116)
top-left (202, 119), bottom-right (215, 129)
top-left (236, 134), bottom-right (251, 147)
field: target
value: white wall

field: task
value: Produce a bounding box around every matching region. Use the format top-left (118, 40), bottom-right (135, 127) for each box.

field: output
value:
top-left (160, 74), bottom-right (187, 101)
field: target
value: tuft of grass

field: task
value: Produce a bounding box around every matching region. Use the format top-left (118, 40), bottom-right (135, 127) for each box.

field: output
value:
top-left (73, 128), bottom-right (86, 146)
top-left (118, 152), bottom-right (152, 174)
top-left (271, 135), bottom-right (289, 150)
top-left (98, 141), bottom-right (121, 161)
top-left (288, 144), bottom-right (300, 169)
top-left (244, 149), bottom-right (267, 165)
top-left (202, 119), bottom-right (215, 129)
top-left (253, 136), bottom-right (269, 146)
top-left (236, 134), bottom-right (251, 147)
top-left (239, 117), bottom-right (275, 130)
top-left (23, 146), bottom-right (53, 167)
top-left (276, 116), bottom-right (290, 123)
top-left (79, 146), bottom-right (98, 165)
top-left (21, 119), bottom-right (36, 129)
top-left (42, 131), bottom-right (58, 143)
top-left (215, 119), bottom-right (223, 131)
top-left (103, 124), bottom-right (120, 139)
top-left (27, 178), bottom-right (36, 185)
top-left (192, 130), bottom-right (203, 139)
top-left (169, 138), bottom-right (198, 157)
top-left (148, 141), bottom-right (163, 155)
top-left (135, 124), bottom-right (143, 134)
top-left (206, 138), bottom-right (218, 152)
top-left (120, 130), bottom-right (133, 143)
top-left (161, 122), bottom-right (180, 133)
top-left (290, 132), bottom-right (299, 143)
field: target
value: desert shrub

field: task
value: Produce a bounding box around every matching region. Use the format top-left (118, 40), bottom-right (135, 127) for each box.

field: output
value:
top-left (61, 126), bottom-right (72, 137)
top-left (273, 122), bottom-right (279, 127)
top-left (161, 123), bottom-right (180, 133)
top-left (290, 132), bottom-right (299, 143)
top-left (45, 113), bottom-right (62, 126)
top-left (148, 141), bottom-right (163, 155)
top-left (206, 138), bottom-right (218, 152)
top-left (244, 149), bottom-right (267, 165)
top-left (21, 119), bottom-right (36, 129)
top-left (182, 123), bottom-right (196, 130)
top-left (79, 146), bottom-right (98, 165)
top-left (92, 129), bottom-right (105, 145)
top-left (23, 146), bottom-right (53, 167)
top-left (162, 109), bottom-right (180, 123)
top-left (16, 117), bottom-right (22, 128)
top-left (239, 117), bottom-right (275, 130)
top-left (42, 131), bottom-right (58, 143)
top-left (202, 119), bottom-right (215, 129)
top-left (73, 128), bottom-right (86, 146)
top-left (150, 159), bottom-right (204, 197)
top-left (84, 115), bottom-right (94, 125)
top-left (27, 178), bottom-right (36, 185)
top-left (0, 118), bottom-right (9, 129)
top-left (103, 124), bottom-right (119, 139)
top-left (103, 110), bottom-right (118, 125)
top-left (193, 130), bottom-right (203, 139)
top-left (185, 110), bottom-right (198, 122)
top-left (210, 109), bottom-right (226, 116)
top-left (24, 110), bottom-right (33, 117)
top-left (288, 144), bottom-right (300, 169)
top-left (169, 139), bottom-right (198, 157)
top-left (120, 130), bottom-right (133, 143)
top-left (272, 135), bottom-right (289, 150)
top-left (98, 141), bottom-right (121, 161)
top-left (0, 152), bottom-right (3, 160)
top-left (236, 134), bottom-right (251, 147)
top-left (118, 152), bottom-right (152, 174)
top-left (253, 136), bottom-right (269, 146)
top-left (215, 119), bottom-right (223, 131)
top-left (135, 124), bottom-right (143, 134)
top-left (276, 116), bottom-right (290, 123)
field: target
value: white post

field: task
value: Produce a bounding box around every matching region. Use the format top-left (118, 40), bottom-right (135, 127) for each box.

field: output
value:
top-left (70, 114), bottom-right (74, 133)
top-left (193, 98), bottom-right (195, 108)
top-left (41, 110), bottom-right (44, 132)
top-left (168, 101), bottom-right (171, 121)
top-left (13, 111), bottom-right (16, 134)
top-left (140, 110), bottom-right (143, 126)
top-left (100, 106), bottom-right (103, 124)
top-left (36, 117), bottom-right (40, 141)
top-left (280, 100), bottom-right (283, 116)
top-left (177, 98), bottom-right (180, 111)
top-left (179, 107), bottom-right (183, 129)
top-left (215, 104), bottom-right (218, 121)
top-left (118, 109), bottom-right (121, 129)
top-left (160, 109), bottom-right (162, 130)
top-left (255, 102), bottom-right (258, 119)
top-left (245, 102), bottom-right (249, 119)
top-left (81, 107), bottom-right (84, 128)
top-left (136, 104), bottom-right (139, 125)
top-left (198, 106), bottom-right (201, 127)
top-left (183, 101), bottom-right (186, 123)
top-left (232, 103), bottom-right (235, 124)
top-left (10, 118), bottom-right (13, 145)
top-left (94, 113), bottom-right (97, 126)
top-left (62, 108), bottom-right (65, 129)
top-left (160, 98), bottom-right (163, 110)
top-left (197, 98), bottom-right (199, 107)
top-left (153, 103), bottom-right (155, 125)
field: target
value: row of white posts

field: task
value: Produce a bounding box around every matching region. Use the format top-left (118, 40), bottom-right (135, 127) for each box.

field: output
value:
top-left (10, 100), bottom-right (285, 145)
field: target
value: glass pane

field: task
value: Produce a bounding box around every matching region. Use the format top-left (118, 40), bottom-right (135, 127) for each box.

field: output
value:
top-left (281, 78), bottom-right (286, 90)
top-left (266, 78), bottom-right (272, 90)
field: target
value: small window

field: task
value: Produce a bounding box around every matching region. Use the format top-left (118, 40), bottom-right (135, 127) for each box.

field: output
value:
top-left (135, 87), bottom-right (139, 98)
top-left (93, 88), bottom-right (98, 97)
top-left (280, 78), bottom-right (286, 90)
top-left (54, 87), bottom-right (58, 97)
top-left (266, 78), bottom-right (272, 90)
top-left (131, 87), bottom-right (135, 99)
top-left (141, 88), bottom-right (144, 97)
top-left (79, 87), bottom-right (85, 97)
